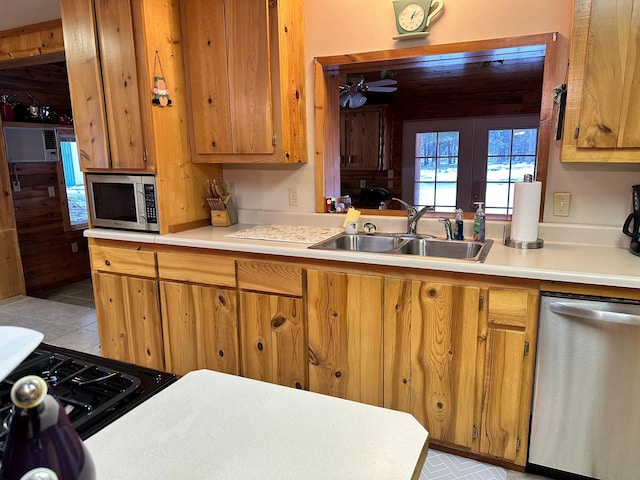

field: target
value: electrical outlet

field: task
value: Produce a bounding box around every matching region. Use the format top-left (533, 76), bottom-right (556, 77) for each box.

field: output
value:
top-left (288, 187), bottom-right (299, 206)
top-left (360, 180), bottom-right (366, 188)
top-left (12, 181), bottom-right (20, 192)
top-left (553, 192), bottom-right (571, 216)
top-left (48, 186), bottom-right (56, 197)
top-left (71, 242), bottom-right (79, 253)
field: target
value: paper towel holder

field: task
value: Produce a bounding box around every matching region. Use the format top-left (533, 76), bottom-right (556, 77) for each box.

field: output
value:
top-left (503, 225), bottom-right (544, 249)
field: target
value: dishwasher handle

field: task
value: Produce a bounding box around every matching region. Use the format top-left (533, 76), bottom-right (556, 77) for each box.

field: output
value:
top-left (549, 302), bottom-right (640, 326)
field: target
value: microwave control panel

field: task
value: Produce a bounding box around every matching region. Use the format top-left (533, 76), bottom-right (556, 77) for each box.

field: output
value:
top-left (144, 184), bottom-right (158, 224)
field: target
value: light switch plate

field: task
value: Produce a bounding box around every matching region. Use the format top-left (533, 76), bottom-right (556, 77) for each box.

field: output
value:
top-left (12, 181), bottom-right (20, 192)
top-left (48, 186), bottom-right (56, 197)
top-left (553, 192), bottom-right (571, 216)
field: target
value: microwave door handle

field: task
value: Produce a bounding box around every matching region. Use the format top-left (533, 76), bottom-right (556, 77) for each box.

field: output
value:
top-left (549, 302), bottom-right (640, 326)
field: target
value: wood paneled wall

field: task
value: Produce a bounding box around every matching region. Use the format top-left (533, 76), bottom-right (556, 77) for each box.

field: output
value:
top-left (10, 161), bottom-right (89, 293)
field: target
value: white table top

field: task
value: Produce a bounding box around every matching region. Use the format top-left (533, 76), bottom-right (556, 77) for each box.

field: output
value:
top-left (85, 370), bottom-right (429, 479)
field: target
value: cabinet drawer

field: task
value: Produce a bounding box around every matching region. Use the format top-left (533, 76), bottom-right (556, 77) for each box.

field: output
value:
top-left (237, 261), bottom-right (303, 296)
top-left (157, 251), bottom-right (236, 287)
top-left (488, 288), bottom-right (530, 328)
top-left (90, 245), bottom-right (156, 278)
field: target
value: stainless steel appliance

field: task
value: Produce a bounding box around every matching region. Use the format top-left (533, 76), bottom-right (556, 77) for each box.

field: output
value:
top-left (86, 173), bottom-right (159, 232)
top-left (0, 344), bottom-right (176, 462)
top-left (528, 292), bottom-right (640, 479)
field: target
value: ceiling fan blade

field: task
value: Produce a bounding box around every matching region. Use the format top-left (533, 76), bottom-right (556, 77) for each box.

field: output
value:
top-left (365, 79), bottom-right (398, 88)
top-left (367, 86), bottom-right (398, 93)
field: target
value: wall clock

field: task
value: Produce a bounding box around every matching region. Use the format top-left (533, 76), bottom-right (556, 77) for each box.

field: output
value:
top-left (392, 0), bottom-right (444, 41)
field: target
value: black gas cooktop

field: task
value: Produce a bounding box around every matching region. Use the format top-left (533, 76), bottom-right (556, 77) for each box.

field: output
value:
top-left (0, 344), bottom-right (176, 458)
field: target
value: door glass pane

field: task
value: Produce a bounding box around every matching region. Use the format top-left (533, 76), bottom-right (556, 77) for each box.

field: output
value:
top-left (414, 131), bottom-right (459, 210)
top-left (60, 138), bottom-right (88, 227)
top-left (485, 128), bottom-right (538, 214)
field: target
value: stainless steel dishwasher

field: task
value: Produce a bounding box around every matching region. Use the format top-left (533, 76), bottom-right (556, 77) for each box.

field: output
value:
top-left (528, 291), bottom-right (640, 480)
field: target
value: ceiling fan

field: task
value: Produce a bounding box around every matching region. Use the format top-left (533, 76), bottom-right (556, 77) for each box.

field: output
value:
top-left (339, 75), bottom-right (398, 108)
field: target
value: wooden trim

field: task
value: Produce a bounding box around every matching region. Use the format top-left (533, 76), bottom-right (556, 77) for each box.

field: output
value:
top-left (314, 33), bottom-right (559, 218)
top-left (0, 20), bottom-right (63, 39)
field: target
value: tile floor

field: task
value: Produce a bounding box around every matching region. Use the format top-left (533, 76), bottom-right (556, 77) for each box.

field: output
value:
top-left (0, 280), bottom-right (549, 480)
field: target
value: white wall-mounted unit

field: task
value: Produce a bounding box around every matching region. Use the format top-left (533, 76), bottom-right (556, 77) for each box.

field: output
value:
top-left (3, 126), bottom-right (59, 163)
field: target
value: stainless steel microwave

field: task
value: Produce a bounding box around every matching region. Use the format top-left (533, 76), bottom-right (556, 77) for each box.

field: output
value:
top-left (86, 173), bottom-right (159, 232)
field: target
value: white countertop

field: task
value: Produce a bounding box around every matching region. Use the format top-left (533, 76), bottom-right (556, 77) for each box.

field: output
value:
top-left (85, 213), bottom-right (640, 289)
top-left (85, 370), bottom-right (429, 479)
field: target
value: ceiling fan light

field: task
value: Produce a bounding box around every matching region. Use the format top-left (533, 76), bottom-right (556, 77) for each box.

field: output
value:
top-left (349, 91), bottom-right (367, 108)
top-left (339, 91), bottom-right (351, 107)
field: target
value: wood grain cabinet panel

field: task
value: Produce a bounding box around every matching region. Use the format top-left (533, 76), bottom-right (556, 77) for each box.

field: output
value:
top-left (340, 106), bottom-right (390, 170)
top-left (237, 260), bottom-right (303, 296)
top-left (180, 0), bottom-right (307, 163)
top-left (307, 269), bottom-right (384, 406)
top-left (562, 0), bottom-right (640, 161)
top-left (384, 278), bottom-right (480, 449)
top-left (157, 251), bottom-right (236, 287)
top-left (239, 292), bottom-right (306, 389)
top-left (160, 281), bottom-right (239, 377)
top-left (60, 0), bottom-right (150, 170)
top-left (93, 271), bottom-right (164, 371)
top-left (89, 244), bottom-right (156, 277)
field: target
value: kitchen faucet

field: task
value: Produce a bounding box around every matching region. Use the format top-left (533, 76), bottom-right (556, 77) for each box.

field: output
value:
top-left (439, 217), bottom-right (453, 240)
top-left (392, 198), bottom-right (434, 235)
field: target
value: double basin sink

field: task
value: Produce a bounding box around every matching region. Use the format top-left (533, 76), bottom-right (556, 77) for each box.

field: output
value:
top-left (309, 233), bottom-right (493, 262)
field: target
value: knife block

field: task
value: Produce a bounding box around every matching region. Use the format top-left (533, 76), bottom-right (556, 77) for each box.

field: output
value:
top-left (210, 197), bottom-right (238, 227)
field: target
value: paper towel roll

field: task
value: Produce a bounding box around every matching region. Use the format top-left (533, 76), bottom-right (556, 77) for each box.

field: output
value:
top-left (511, 180), bottom-right (542, 242)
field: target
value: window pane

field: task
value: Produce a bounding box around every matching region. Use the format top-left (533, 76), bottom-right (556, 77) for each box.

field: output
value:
top-left (512, 128), bottom-right (538, 155)
top-left (485, 182), bottom-right (510, 213)
top-left (437, 157), bottom-right (458, 181)
top-left (60, 140), bottom-right (88, 227)
top-left (417, 157), bottom-right (435, 181)
top-left (415, 182), bottom-right (435, 207)
top-left (486, 156), bottom-right (511, 182)
top-left (435, 182), bottom-right (457, 209)
top-left (510, 156), bottom-right (536, 181)
top-left (415, 132), bottom-right (436, 157)
top-left (488, 130), bottom-right (512, 155)
top-left (437, 132), bottom-right (459, 156)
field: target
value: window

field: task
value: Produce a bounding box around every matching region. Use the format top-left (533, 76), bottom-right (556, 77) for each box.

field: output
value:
top-left (402, 115), bottom-right (539, 214)
top-left (57, 130), bottom-right (88, 229)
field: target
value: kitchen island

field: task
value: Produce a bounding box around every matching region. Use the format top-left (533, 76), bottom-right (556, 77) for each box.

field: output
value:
top-left (85, 369), bottom-right (429, 479)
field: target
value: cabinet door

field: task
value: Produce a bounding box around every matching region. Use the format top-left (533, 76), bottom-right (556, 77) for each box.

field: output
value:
top-left (307, 269), bottom-right (383, 406)
top-left (180, 0), bottom-right (273, 155)
top-left (60, 0), bottom-right (110, 170)
top-left (240, 292), bottom-right (306, 389)
top-left (480, 328), bottom-right (525, 462)
top-left (562, 0), bottom-right (640, 160)
top-left (160, 281), bottom-right (239, 377)
top-left (93, 271), bottom-right (164, 370)
top-left (385, 279), bottom-right (480, 448)
top-left (94, 0), bottom-right (148, 169)
top-left (61, 0), bottom-right (149, 171)
top-left (342, 110), bottom-right (382, 169)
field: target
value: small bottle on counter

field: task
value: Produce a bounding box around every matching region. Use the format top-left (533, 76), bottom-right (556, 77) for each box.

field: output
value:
top-left (0, 376), bottom-right (96, 480)
top-left (454, 208), bottom-right (464, 240)
top-left (473, 202), bottom-right (485, 242)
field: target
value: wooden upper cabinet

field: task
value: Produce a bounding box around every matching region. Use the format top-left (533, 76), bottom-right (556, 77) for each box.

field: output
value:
top-left (340, 106), bottom-right (390, 170)
top-left (60, 0), bottom-right (151, 171)
top-left (561, 0), bottom-right (640, 162)
top-left (180, 0), bottom-right (307, 163)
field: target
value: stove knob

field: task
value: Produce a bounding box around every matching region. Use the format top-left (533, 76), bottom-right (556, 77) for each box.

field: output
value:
top-left (11, 375), bottom-right (48, 409)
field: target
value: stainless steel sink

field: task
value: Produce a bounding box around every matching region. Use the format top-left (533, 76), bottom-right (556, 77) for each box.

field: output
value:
top-left (309, 233), bottom-right (493, 262)
top-left (310, 233), bottom-right (406, 253)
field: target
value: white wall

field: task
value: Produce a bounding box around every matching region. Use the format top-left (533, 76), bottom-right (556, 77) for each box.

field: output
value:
top-left (223, 0), bottom-right (640, 227)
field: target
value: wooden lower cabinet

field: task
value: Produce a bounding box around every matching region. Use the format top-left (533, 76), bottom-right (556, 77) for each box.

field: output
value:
top-left (479, 287), bottom-right (539, 466)
top-left (160, 281), bottom-right (239, 377)
top-left (93, 271), bottom-right (164, 371)
top-left (384, 278), bottom-right (481, 449)
top-left (306, 269), bottom-right (384, 406)
top-left (239, 292), bottom-right (306, 389)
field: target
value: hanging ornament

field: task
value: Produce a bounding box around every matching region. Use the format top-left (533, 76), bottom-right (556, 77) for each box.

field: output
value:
top-left (152, 51), bottom-right (172, 107)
